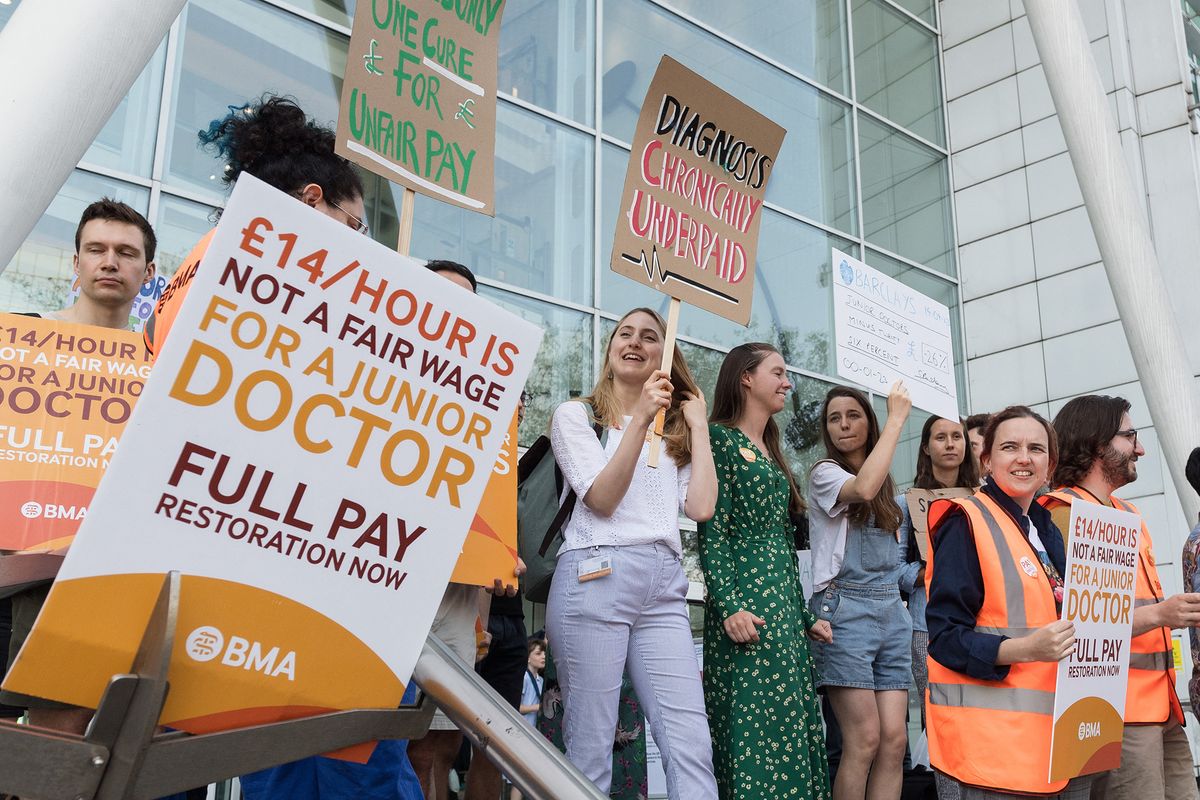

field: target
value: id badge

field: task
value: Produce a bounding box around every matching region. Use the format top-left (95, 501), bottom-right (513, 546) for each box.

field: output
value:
top-left (577, 554), bottom-right (613, 582)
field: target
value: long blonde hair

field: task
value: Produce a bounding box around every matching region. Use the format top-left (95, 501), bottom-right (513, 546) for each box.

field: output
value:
top-left (582, 307), bottom-right (700, 465)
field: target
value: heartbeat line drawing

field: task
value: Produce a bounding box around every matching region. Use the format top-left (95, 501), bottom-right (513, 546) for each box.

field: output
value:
top-left (619, 247), bottom-right (737, 305)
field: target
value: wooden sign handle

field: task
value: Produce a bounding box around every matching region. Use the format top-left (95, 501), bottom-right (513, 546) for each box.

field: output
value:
top-left (647, 297), bottom-right (681, 469)
top-left (397, 187), bottom-right (416, 256)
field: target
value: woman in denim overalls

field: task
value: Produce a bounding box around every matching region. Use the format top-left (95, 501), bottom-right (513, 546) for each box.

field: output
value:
top-left (807, 383), bottom-right (912, 800)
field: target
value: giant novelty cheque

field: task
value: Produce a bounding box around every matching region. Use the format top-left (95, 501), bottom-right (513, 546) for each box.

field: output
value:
top-left (831, 249), bottom-right (961, 420)
top-left (3, 175), bottom-right (542, 760)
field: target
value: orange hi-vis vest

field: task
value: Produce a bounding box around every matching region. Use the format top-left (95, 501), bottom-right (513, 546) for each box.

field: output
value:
top-left (1039, 487), bottom-right (1182, 725)
top-left (143, 229), bottom-right (215, 358)
top-left (925, 492), bottom-right (1068, 795)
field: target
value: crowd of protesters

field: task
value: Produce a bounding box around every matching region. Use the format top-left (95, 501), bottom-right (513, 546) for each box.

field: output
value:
top-left (4, 94), bottom-right (1200, 800)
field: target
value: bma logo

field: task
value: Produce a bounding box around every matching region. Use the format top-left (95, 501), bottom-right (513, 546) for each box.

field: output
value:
top-left (19, 501), bottom-right (86, 520)
top-left (184, 625), bottom-right (296, 681)
top-left (185, 626), bottom-right (224, 662)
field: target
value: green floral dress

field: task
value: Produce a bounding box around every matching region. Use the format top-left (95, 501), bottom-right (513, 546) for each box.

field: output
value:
top-left (698, 424), bottom-right (830, 800)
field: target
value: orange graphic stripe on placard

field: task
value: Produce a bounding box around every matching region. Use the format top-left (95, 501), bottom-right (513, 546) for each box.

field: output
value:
top-left (470, 513), bottom-right (516, 558)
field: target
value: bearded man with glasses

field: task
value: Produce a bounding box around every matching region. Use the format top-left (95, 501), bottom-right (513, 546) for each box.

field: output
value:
top-left (1038, 395), bottom-right (1200, 800)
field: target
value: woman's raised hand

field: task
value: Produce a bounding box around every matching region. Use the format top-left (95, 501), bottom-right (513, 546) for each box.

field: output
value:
top-left (885, 380), bottom-right (912, 425)
top-left (635, 369), bottom-right (673, 426)
top-left (679, 390), bottom-right (707, 430)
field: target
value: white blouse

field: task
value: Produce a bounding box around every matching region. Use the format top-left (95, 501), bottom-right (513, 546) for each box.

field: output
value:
top-left (549, 400), bottom-right (690, 555)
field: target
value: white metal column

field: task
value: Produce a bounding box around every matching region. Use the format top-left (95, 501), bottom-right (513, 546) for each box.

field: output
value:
top-left (1025, 0), bottom-right (1200, 524)
top-left (0, 0), bottom-right (187, 271)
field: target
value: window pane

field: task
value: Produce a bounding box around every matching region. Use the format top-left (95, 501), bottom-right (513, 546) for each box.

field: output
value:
top-left (663, 0), bottom-right (850, 94)
top-left (864, 248), bottom-right (966, 415)
top-left (0, 1), bottom-right (19, 30)
top-left (602, 0), bottom-right (857, 232)
top-left (154, 195), bottom-right (218, 280)
top-left (889, 0), bottom-right (935, 26)
top-left (601, 144), bottom-right (857, 356)
top-left (858, 115), bottom-right (955, 276)
top-left (757, 212), bottom-right (857, 375)
top-left (166, 0), bottom-right (349, 197)
top-left (412, 105), bottom-right (594, 304)
top-left (283, 0), bottom-right (356, 28)
top-left (480, 286), bottom-right (594, 447)
top-left (80, 40), bottom-right (168, 177)
top-left (869, 392), bottom-right (932, 491)
top-left (852, 0), bottom-right (944, 146)
top-left (500, 0), bottom-right (595, 124)
top-left (0, 171), bottom-right (149, 313)
top-left (782, 373), bottom-right (837, 483)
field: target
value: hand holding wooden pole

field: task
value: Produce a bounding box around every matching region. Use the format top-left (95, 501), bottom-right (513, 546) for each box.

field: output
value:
top-left (647, 297), bottom-right (681, 469)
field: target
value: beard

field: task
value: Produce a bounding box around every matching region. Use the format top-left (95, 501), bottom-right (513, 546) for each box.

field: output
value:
top-left (1099, 444), bottom-right (1137, 487)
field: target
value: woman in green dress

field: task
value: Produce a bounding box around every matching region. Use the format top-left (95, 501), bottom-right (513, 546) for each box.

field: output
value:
top-left (699, 343), bottom-right (833, 800)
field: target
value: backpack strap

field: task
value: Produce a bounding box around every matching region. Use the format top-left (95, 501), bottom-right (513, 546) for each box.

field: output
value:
top-left (537, 402), bottom-right (604, 557)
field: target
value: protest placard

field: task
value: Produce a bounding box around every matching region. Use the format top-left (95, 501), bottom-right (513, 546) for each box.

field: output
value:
top-left (831, 249), bottom-right (960, 421)
top-left (904, 487), bottom-right (974, 559)
top-left (610, 55), bottom-right (786, 327)
top-left (3, 175), bottom-right (542, 760)
top-left (0, 315), bottom-right (150, 551)
top-left (336, 0), bottom-right (506, 215)
top-left (450, 413), bottom-right (517, 585)
top-left (1048, 500), bottom-right (1140, 781)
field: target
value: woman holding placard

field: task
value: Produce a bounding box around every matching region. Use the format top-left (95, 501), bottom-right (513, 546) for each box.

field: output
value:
top-left (699, 343), bottom-right (831, 800)
top-left (546, 307), bottom-right (719, 800)
top-left (925, 406), bottom-right (1085, 798)
top-left (807, 382), bottom-right (911, 800)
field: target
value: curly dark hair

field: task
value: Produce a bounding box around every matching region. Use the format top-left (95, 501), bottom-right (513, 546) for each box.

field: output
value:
top-left (1051, 395), bottom-right (1129, 488)
top-left (1187, 447), bottom-right (1200, 497)
top-left (199, 94), bottom-right (363, 206)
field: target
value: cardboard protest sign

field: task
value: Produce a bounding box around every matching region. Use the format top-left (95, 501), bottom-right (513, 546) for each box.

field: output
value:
top-left (0, 315), bottom-right (150, 551)
top-left (904, 487), bottom-right (973, 559)
top-left (832, 249), bottom-right (960, 421)
top-left (3, 175), bottom-right (542, 760)
top-left (1049, 501), bottom-right (1140, 781)
top-left (451, 413), bottom-right (517, 585)
top-left (610, 55), bottom-right (786, 325)
top-left (336, 0), bottom-right (506, 214)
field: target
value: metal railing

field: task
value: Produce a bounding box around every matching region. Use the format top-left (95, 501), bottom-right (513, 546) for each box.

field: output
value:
top-left (0, 572), bottom-right (606, 800)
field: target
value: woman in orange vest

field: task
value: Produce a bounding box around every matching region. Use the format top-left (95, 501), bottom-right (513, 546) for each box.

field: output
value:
top-left (925, 406), bottom-right (1089, 798)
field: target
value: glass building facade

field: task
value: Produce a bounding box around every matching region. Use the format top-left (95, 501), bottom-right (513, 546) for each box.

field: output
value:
top-left (0, 0), bottom-right (966, 481)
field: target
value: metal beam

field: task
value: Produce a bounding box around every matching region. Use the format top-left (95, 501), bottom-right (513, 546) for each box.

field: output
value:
top-left (413, 636), bottom-right (609, 800)
top-left (0, 0), bottom-right (187, 271)
top-left (1024, 0), bottom-right (1200, 524)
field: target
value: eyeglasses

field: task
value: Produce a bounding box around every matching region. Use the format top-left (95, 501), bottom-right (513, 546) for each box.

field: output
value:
top-left (329, 200), bottom-right (369, 237)
top-left (1115, 428), bottom-right (1138, 445)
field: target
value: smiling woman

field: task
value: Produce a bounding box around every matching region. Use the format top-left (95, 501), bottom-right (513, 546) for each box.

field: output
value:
top-left (923, 406), bottom-right (1091, 798)
top-left (544, 307), bottom-right (719, 800)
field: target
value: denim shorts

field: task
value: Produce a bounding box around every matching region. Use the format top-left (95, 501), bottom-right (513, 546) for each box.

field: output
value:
top-left (810, 582), bottom-right (912, 691)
